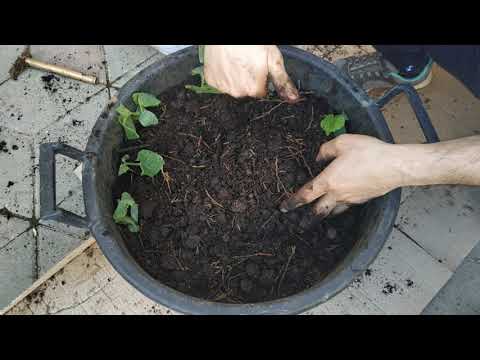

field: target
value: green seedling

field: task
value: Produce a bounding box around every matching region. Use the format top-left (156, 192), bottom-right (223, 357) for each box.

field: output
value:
top-left (118, 150), bottom-right (165, 178)
top-left (116, 92), bottom-right (164, 140)
top-left (185, 45), bottom-right (221, 94)
top-left (113, 192), bottom-right (139, 233)
top-left (320, 113), bottom-right (348, 136)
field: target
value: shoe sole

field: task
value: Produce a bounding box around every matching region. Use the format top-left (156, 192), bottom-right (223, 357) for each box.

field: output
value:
top-left (413, 68), bottom-right (433, 90)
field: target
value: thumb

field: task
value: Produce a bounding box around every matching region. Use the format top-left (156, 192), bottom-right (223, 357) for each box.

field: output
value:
top-left (267, 46), bottom-right (300, 103)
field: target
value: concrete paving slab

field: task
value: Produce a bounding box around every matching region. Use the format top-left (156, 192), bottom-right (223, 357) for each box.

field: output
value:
top-left (0, 45), bottom-right (25, 83)
top-left (423, 241), bottom-right (480, 315)
top-left (36, 225), bottom-right (88, 277)
top-left (0, 216), bottom-right (31, 249)
top-left (111, 53), bottom-right (165, 88)
top-left (104, 45), bottom-right (158, 83)
top-left (33, 89), bottom-right (109, 218)
top-left (30, 45), bottom-right (107, 84)
top-left (307, 228), bottom-right (452, 315)
top-left (0, 69), bottom-right (104, 135)
top-left (396, 185), bottom-right (480, 271)
top-left (0, 229), bottom-right (36, 309)
top-left (0, 126), bottom-right (34, 217)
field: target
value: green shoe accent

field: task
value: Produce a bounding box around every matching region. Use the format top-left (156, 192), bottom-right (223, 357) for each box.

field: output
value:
top-left (388, 59), bottom-right (433, 83)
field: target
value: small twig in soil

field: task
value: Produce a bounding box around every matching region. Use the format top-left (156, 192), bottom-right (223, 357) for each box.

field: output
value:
top-left (178, 132), bottom-right (213, 151)
top-left (253, 101), bottom-right (287, 120)
top-left (232, 253), bottom-right (273, 259)
top-left (170, 240), bottom-right (186, 271)
top-left (306, 105), bottom-right (315, 131)
top-left (274, 157), bottom-right (289, 195)
top-left (289, 230), bottom-right (313, 248)
top-left (162, 154), bottom-right (187, 165)
top-left (161, 170), bottom-right (172, 194)
top-left (277, 246), bottom-right (296, 294)
top-left (191, 165), bottom-right (207, 169)
top-left (301, 154), bottom-right (314, 178)
top-left (205, 189), bottom-right (224, 209)
top-left (261, 212), bottom-right (277, 229)
top-left (138, 233), bottom-right (145, 249)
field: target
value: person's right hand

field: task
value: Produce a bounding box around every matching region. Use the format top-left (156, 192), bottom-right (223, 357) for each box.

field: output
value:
top-left (204, 45), bottom-right (299, 103)
top-left (280, 134), bottom-right (407, 218)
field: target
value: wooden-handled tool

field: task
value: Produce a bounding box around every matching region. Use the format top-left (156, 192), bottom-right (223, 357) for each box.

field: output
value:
top-left (9, 46), bottom-right (97, 85)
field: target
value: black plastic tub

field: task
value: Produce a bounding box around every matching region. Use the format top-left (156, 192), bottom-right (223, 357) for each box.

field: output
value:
top-left (39, 46), bottom-right (439, 314)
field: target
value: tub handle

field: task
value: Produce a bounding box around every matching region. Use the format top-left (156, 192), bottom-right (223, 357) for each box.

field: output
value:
top-left (376, 84), bottom-right (440, 143)
top-left (39, 143), bottom-right (89, 228)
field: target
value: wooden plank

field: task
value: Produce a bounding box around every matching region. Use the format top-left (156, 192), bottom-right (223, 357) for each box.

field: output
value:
top-left (6, 228), bottom-right (453, 315)
top-left (0, 236), bottom-right (96, 315)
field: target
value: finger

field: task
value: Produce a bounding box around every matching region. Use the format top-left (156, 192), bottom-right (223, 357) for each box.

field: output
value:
top-left (329, 204), bottom-right (351, 217)
top-left (312, 193), bottom-right (337, 219)
top-left (280, 176), bottom-right (328, 213)
top-left (267, 46), bottom-right (300, 103)
top-left (316, 139), bottom-right (338, 162)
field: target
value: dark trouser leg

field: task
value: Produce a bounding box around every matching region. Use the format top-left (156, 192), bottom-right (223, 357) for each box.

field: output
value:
top-left (374, 45), bottom-right (431, 78)
top-left (375, 45), bottom-right (480, 98)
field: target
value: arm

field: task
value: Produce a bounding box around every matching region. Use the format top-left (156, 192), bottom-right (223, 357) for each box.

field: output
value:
top-left (280, 134), bottom-right (480, 218)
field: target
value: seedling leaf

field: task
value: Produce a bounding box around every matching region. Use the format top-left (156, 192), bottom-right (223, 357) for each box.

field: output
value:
top-left (199, 45), bottom-right (205, 64)
top-left (138, 109), bottom-right (159, 127)
top-left (113, 192), bottom-right (139, 233)
top-left (320, 113), bottom-right (348, 136)
top-left (186, 63), bottom-right (221, 94)
top-left (116, 104), bottom-right (133, 118)
top-left (192, 66), bottom-right (205, 84)
top-left (117, 114), bottom-right (140, 140)
top-left (137, 149), bottom-right (165, 177)
top-left (118, 163), bottom-right (130, 176)
top-left (132, 92), bottom-right (161, 108)
top-left (185, 84), bottom-right (221, 94)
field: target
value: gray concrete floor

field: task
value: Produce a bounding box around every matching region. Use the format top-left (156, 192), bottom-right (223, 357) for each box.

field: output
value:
top-left (423, 241), bottom-right (480, 314)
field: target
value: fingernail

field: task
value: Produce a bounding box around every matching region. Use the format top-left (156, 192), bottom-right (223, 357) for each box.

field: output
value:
top-left (279, 199), bottom-right (304, 213)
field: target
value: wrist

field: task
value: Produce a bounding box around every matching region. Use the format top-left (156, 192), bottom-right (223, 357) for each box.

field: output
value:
top-left (388, 143), bottom-right (437, 187)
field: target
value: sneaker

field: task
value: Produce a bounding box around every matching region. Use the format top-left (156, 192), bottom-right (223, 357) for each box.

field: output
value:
top-left (334, 52), bottom-right (433, 92)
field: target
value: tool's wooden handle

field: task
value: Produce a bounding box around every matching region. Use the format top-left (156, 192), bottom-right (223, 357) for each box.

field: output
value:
top-left (25, 58), bottom-right (97, 85)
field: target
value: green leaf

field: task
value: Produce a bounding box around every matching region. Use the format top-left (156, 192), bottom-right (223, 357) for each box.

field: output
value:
top-left (132, 92), bottom-right (161, 108)
top-left (138, 109), bottom-right (159, 127)
top-left (137, 149), bottom-right (164, 177)
top-left (118, 163), bottom-right (130, 176)
top-left (192, 66), bottom-right (205, 85)
top-left (116, 104), bottom-right (133, 118)
top-left (127, 220), bottom-right (139, 233)
top-left (199, 45), bottom-right (205, 64)
top-left (117, 114), bottom-right (140, 140)
top-left (185, 84), bottom-right (221, 94)
top-left (320, 113), bottom-right (348, 136)
top-left (113, 192), bottom-right (139, 233)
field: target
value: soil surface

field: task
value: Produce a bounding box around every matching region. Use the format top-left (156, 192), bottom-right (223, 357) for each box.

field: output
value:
top-left (112, 81), bottom-right (364, 304)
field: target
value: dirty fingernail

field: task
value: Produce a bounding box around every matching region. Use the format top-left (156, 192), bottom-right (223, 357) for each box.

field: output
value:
top-left (280, 199), bottom-right (303, 213)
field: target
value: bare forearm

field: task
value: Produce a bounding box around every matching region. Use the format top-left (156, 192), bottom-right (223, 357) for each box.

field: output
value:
top-left (396, 135), bottom-right (480, 187)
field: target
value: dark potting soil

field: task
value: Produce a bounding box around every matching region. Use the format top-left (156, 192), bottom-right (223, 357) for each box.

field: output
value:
top-left (112, 82), bottom-right (365, 304)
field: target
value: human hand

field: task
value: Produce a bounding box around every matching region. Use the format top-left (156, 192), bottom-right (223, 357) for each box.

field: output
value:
top-left (280, 134), bottom-right (406, 218)
top-left (204, 45), bottom-right (299, 103)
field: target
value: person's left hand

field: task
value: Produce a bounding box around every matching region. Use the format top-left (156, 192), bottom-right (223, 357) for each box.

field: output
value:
top-left (204, 45), bottom-right (299, 103)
